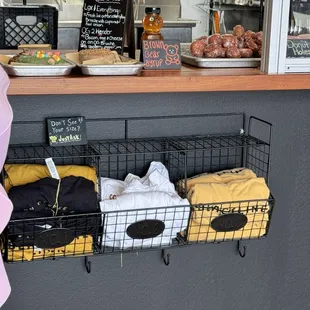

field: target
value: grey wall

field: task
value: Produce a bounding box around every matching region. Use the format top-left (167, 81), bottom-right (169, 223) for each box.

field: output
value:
top-left (3, 90), bottom-right (310, 310)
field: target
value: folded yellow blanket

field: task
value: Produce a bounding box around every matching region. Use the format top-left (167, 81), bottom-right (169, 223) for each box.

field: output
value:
top-left (7, 235), bottom-right (93, 262)
top-left (4, 164), bottom-right (98, 192)
top-left (185, 169), bottom-right (270, 242)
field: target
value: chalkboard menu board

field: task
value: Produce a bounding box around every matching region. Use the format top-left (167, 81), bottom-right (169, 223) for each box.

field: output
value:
top-left (287, 39), bottom-right (310, 58)
top-left (79, 0), bottom-right (127, 53)
top-left (47, 117), bottom-right (87, 147)
top-left (142, 40), bottom-right (181, 70)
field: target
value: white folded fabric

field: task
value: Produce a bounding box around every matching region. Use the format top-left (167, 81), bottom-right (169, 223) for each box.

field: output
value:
top-left (100, 177), bottom-right (126, 200)
top-left (100, 162), bottom-right (190, 249)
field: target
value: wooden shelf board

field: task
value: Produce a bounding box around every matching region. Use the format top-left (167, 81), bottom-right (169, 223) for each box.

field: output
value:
top-left (6, 65), bottom-right (310, 95)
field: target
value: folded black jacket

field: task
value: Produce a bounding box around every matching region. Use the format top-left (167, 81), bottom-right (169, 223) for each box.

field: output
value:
top-left (8, 176), bottom-right (100, 247)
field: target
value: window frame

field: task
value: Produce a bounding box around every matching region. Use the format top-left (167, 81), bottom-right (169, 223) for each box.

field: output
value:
top-left (261, 0), bottom-right (310, 74)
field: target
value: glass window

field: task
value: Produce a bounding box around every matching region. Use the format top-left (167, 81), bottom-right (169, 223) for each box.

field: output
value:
top-left (261, 0), bottom-right (310, 73)
top-left (287, 0), bottom-right (310, 58)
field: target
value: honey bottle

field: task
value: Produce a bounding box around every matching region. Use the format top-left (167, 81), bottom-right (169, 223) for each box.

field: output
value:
top-left (141, 7), bottom-right (164, 41)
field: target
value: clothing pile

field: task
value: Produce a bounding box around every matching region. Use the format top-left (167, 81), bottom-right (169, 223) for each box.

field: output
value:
top-left (100, 162), bottom-right (190, 250)
top-left (4, 164), bottom-right (99, 261)
top-left (179, 168), bottom-right (271, 242)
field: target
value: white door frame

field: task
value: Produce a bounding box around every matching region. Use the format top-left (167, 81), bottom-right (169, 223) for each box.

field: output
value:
top-left (261, 0), bottom-right (310, 73)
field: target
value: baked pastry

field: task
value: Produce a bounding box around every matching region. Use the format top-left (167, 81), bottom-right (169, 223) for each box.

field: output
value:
top-left (8, 50), bottom-right (67, 65)
top-left (188, 24), bottom-right (263, 59)
top-left (78, 48), bottom-right (121, 64)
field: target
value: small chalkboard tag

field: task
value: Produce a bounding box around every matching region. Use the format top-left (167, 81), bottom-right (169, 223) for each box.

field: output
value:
top-left (142, 40), bottom-right (181, 70)
top-left (211, 213), bottom-right (248, 232)
top-left (47, 116), bottom-right (87, 147)
top-left (287, 39), bottom-right (310, 58)
top-left (79, 0), bottom-right (127, 53)
top-left (126, 219), bottom-right (165, 239)
top-left (35, 228), bottom-right (75, 249)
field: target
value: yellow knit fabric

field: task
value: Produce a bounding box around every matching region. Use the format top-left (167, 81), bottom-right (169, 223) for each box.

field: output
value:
top-left (4, 164), bottom-right (98, 192)
top-left (7, 235), bottom-right (93, 262)
top-left (185, 169), bottom-right (270, 242)
top-left (179, 168), bottom-right (257, 193)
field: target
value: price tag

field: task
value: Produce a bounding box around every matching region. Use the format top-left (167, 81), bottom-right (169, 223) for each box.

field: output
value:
top-left (45, 158), bottom-right (60, 180)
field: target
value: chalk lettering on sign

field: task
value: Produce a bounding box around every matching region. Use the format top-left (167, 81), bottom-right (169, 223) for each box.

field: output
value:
top-left (145, 59), bottom-right (163, 68)
top-left (287, 39), bottom-right (310, 58)
top-left (142, 40), bottom-right (182, 70)
top-left (47, 117), bottom-right (87, 146)
top-left (143, 40), bottom-right (165, 50)
top-left (164, 43), bottom-right (180, 66)
top-left (79, 0), bottom-right (127, 52)
top-left (58, 134), bottom-right (82, 142)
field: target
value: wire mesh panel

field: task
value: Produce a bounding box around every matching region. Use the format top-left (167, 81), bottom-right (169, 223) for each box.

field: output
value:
top-left (95, 116), bottom-right (273, 252)
top-left (6, 143), bottom-right (99, 166)
top-left (167, 134), bottom-right (269, 179)
top-left (2, 114), bottom-right (275, 262)
top-left (173, 117), bottom-right (274, 245)
top-left (91, 138), bottom-right (186, 183)
top-left (2, 143), bottom-right (102, 263)
top-left (4, 213), bottom-right (102, 262)
top-left (102, 206), bottom-right (190, 253)
top-left (91, 138), bottom-right (189, 253)
top-left (180, 198), bottom-right (275, 244)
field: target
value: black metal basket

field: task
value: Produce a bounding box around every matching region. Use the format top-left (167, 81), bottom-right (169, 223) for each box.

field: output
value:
top-left (91, 116), bottom-right (274, 254)
top-left (0, 5), bottom-right (58, 49)
top-left (2, 114), bottom-right (275, 262)
top-left (2, 143), bottom-right (101, 262)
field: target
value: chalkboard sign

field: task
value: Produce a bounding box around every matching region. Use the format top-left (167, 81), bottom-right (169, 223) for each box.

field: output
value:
top-left (35, 228), bottom-right (75, 249)
top-left (47, 117), bottom-right (87, 146)
top-left (126, 220), bottom-right (165, 240)
top-left (79, 0), bottom-right (128, 53)
top-left (287, 39), bottom-right (310, 58)
top-left (211, 213), bottom-right (248, 232)
top-left (142, 40), bottom-right (182, 70)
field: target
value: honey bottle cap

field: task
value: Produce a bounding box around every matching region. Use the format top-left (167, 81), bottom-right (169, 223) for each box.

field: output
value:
top-left (145, 7), bottom-right (161, 14)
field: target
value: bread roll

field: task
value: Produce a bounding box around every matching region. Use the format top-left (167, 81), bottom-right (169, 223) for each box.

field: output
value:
top-left (233, 25), bottom-right (245, 37)
top-left (239, 48), bottom-right (253, 58)
top-left (226, 47), bottom-right (241, 58)
top-left (203, 44), bottom-right (222, 58)
top-left (208, 34), bottom-right (222, 46)
top-left (190, 40), bottom-right (206, 57)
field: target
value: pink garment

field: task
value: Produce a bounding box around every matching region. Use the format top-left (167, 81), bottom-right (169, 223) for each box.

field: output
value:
top-left (0, 66), bottom-right (13, 307)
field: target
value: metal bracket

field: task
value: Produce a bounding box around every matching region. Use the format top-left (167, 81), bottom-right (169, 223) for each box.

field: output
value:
top-left (162, 250), bottom-right (170, 266)
top-left (237, 241), bottom-right (247, 258)
top-left (85, 256), bottom-right (91, 273)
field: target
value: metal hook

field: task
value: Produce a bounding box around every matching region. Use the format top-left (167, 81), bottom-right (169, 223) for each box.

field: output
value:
top-left (162, 250), bottom-right (170, 266)
top-left (237, 241), bottom-right (247, 258)
top-left (85, 256), bottom-right (91, 273)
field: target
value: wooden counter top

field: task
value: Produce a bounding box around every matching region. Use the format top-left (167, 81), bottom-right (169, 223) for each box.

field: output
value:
top-left (7, 65), bottom-right (310, 95)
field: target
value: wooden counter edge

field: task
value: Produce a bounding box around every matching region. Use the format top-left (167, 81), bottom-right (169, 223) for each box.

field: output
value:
top-left (7, 71), bottom-right (310, 95)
